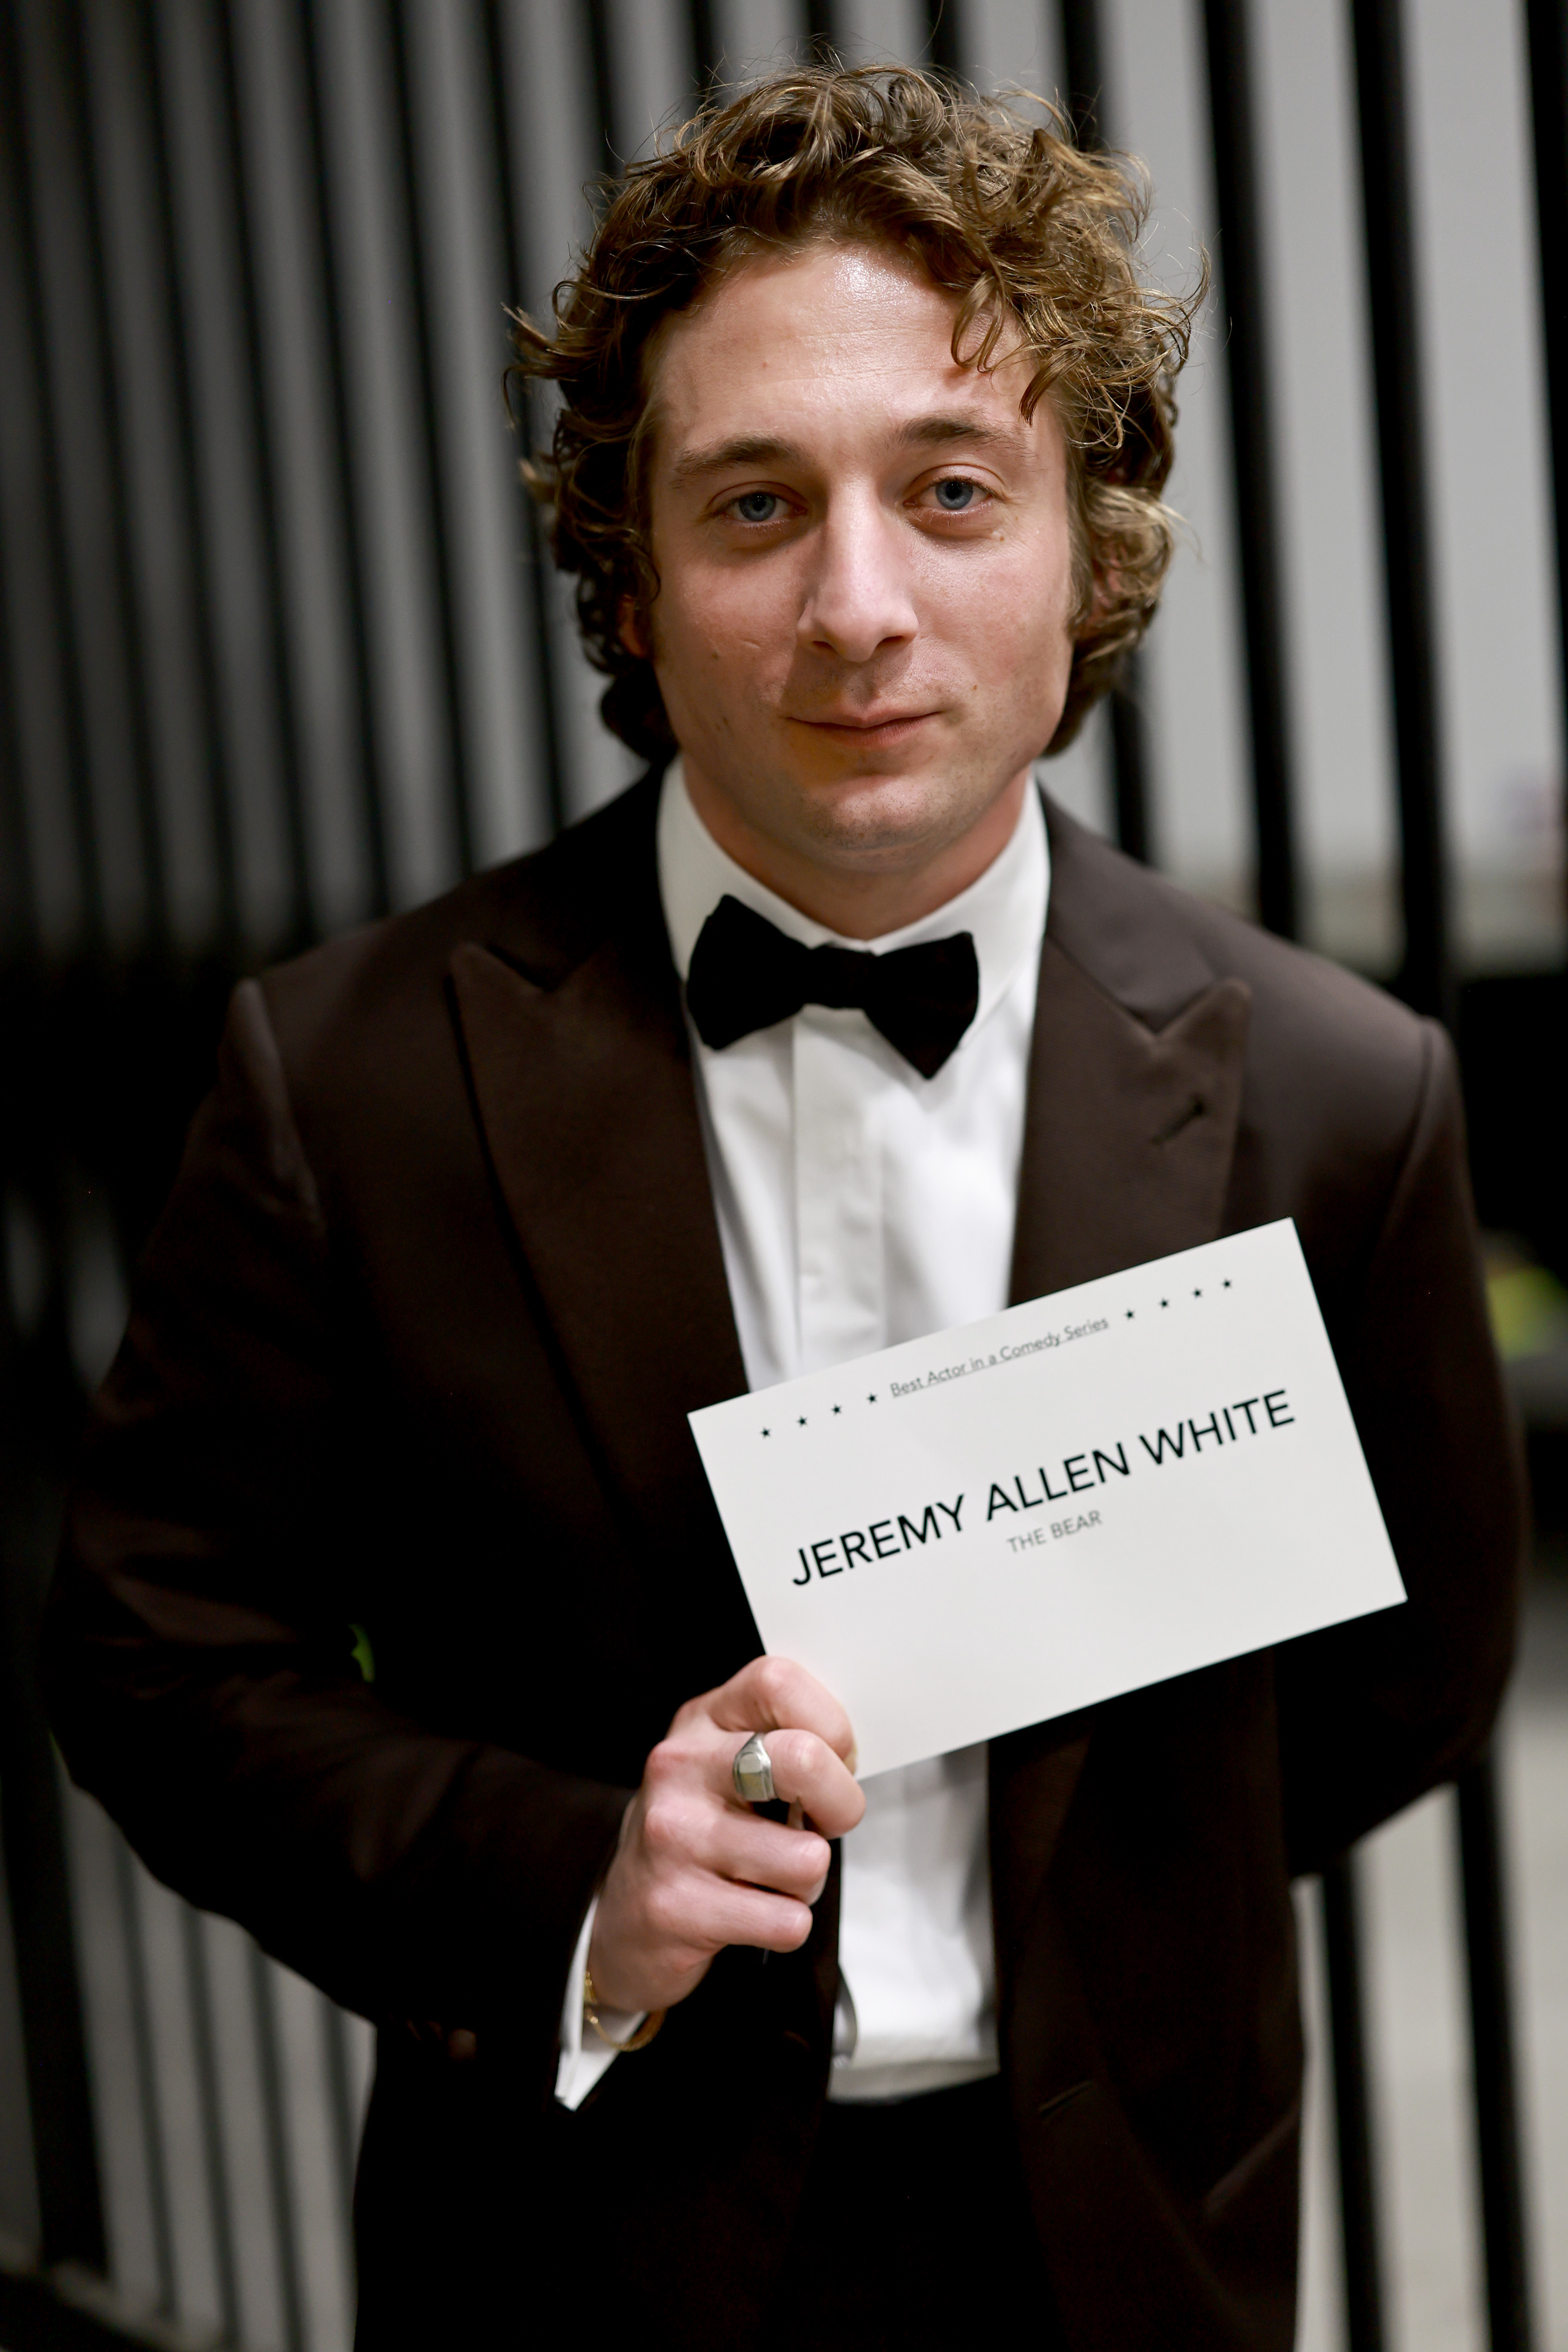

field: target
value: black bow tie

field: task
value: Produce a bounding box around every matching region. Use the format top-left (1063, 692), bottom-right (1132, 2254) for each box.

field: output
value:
top-left (684, 894), bottom-right (980, 1078)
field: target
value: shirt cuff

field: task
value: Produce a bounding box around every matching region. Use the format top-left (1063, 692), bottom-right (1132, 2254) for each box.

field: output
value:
top-left (552, 1895), bottom-right (650, 2112)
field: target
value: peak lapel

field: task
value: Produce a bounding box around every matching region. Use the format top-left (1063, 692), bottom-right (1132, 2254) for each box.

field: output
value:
top-left (449, 920), bottom-right (758, 1686)
top-left (1010, 938), bottom-right (1251, 1306)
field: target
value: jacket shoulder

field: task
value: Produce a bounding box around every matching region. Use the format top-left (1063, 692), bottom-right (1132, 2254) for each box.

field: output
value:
top-left (255, 774), bottom-right (661, 1083)
top-left (1045, 799), bottom-right (1433, 1081)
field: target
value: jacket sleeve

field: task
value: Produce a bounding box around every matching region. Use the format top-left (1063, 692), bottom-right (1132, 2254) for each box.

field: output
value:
top-left (1275, 1020), bottom-right (1526, 1873)
top-left (42, 981), bottom-right (630, 2096)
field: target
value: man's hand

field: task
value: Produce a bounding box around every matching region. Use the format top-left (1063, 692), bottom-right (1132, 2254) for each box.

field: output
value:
top-left (587, 1656), bottom-right (864, 2016)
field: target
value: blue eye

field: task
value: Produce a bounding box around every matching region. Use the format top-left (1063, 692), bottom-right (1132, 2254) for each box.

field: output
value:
top-left (932, 477), bottom-right (978, 510)
top-left (734, 491), bottom-right (780, 523)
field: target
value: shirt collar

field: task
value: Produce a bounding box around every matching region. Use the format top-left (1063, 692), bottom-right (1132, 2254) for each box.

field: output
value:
top-left (657, 756), bottom-right (1050, 1044)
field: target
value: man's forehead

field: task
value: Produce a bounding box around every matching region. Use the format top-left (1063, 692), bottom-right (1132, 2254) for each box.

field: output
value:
top-left (650, 242), bottom-right (1037, 471)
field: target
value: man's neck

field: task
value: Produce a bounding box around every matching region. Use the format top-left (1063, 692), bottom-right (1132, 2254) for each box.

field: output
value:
top-left (678, 763), bottom-right (1032, 940)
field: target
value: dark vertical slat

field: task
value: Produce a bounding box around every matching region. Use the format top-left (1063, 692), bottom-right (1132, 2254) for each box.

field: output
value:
top-left (179, 1906), bottom-right (239, 2345)
top-left (1199, 0), bottom-right (1299, 940)
top-left (1524, 0), bottom-right (1568, 896)
top-left (1347, 0), bottom-right (1449, 1021)
top-left (805, 1), bottom-right (840, 68)
top-left (139, 0), bottom-right (240, 954)
top-left (248, 1942), bottom-right (305, 2352)
top-left (925, 0), bottom-right (967, 79)
top-left (484, 0), bottom-right (569, 842)
top-left (0, 0), bottom-right (105, 953)
top-left (1319, 1856), bottom-right (1388, 2352)
top-left (584, 0), bottom-right (621, 169)
top-left (110, 1838), bottom-right (175, 2313)
top-left (385, 0), bottom-right (476, 881)
top-left (1058, 0), bottom-right (1108, 152)
top-left (1457, 1753), bottom-right (1536, 2352)
top-left (0, 1560), bottom-right (103, 2271)
top-left (688, 0), bottom-right (719, 91)
top-left (210, 0), bottom-right (315, 948)
top-left (0, 502), bottom-right (40, 960)
top-left (63, 0), bottom-right (170, 956)
top-left (297, 0), bottom-right (391, 921)
top-left (1108, 687), bottom-right (1151, 864)
top-left (1056, 0), bottom-right (1152, 865)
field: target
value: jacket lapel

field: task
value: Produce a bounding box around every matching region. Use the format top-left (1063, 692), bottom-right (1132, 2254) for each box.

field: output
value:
top-left (449, 901), bottom-right (760, 1689)
top-left (1009, 937), bottom-right (1252, 1307)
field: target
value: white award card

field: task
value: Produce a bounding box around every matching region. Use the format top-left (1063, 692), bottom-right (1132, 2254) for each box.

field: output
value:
top-left (688, 1221), bottom-right (1405, 1779)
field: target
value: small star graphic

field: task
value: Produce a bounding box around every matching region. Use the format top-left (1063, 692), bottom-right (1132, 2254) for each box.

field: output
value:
top-left (1223, 1279), bottom-right (1232, 1289)
top-left (798, 1415), bottom-right (807, 1426)
top-left (868, 1393), bottom-right (878, 1403)
top-left (832, 1404), bottom-right (841, 1414)
top-left (1160, 1298), bottom-right (1169, 1308)
top-left (761, 1428), bottom-right (770, 1438)
top-left (1193, 1287), bottom-right (1202, 1297)
top-left (1125, 1309), bottom-right (1135, 1319)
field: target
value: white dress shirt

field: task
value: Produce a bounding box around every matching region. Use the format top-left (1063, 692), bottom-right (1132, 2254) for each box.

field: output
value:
top-left (554, 759), bottom-right (1049, 2109)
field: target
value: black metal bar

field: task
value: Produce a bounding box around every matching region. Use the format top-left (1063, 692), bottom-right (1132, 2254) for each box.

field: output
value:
top-left (248, 1940), bottom-right (306, 2352)
top-left (925, 0), bottom-right (967, 79)
top-left (1456, 1753), bottom-right (1536, 2352)
top-left (1056, 0), bottom-right (1151, 866)
top-left (1348, 0), bottom-right (1449, 1021)
top-left (385, 0), bottom-right (476, 882)
top-left (804, 1), bottom-right (839, 69)
top-left (1, 0), bottom-right (105, 953)
top-left (139, 0), bottom-right (240, 955)
top-left (1199, 0), bottom-right (1299, 940)
top-left (297, 0), bottom-right (391, 921)
top-left (1108, 684), bottom-right (1152, 865)
top-left (584, 0), bottom-right (621, 170)
top-left (483, 0), bottom-right (569, 843)
top-left (0, 482), bottom-right (39, 961)
top-left (110, 1838), bottom-right (175, 2313)
top-left (211, 0), bottom-right (316, 948)
top-left (1319, 1856), bottom-right (1388, 2352)
top-left (63, 0), bottom-right (170, 956)
top-left (1058, 0), bottom-right (1108, 152)
top-left (179, 1905), bottom-right (240, 2344)
top-left (1524, 0), bottom-right (1568, 902)
top-left (0, 1528), bottom-right (105, 2272)
top-left (688, 0), bottom-right (720, 92)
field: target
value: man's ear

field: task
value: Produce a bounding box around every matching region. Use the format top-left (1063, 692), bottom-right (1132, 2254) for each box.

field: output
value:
top-left (618, 596), bottom-right (650, 660)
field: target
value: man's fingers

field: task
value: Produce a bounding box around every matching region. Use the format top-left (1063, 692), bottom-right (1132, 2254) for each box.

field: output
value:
top-left (717, 1722), bottom-right (864, 1837)
top-left (708, 1655), bottom-right (857, 1768)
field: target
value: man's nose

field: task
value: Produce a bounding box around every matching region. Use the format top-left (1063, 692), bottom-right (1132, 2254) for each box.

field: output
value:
top-left (797, 495), bottom-right (919, 664)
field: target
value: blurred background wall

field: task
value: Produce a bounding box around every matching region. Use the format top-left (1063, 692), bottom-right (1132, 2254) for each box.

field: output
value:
top-left (1, 2), bottom-right (1566, 2348)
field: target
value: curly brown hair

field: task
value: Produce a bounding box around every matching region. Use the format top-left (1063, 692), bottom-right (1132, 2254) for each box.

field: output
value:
top-left (508, 65), bottom-right (1202, 760)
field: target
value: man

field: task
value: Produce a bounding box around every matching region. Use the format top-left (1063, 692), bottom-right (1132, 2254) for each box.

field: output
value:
top-left (45, 67), bottom-right (1520, 2351)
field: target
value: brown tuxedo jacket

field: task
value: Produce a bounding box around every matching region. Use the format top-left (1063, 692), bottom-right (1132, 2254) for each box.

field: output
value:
top-left (45, 779), bottom-right (1523, 2350)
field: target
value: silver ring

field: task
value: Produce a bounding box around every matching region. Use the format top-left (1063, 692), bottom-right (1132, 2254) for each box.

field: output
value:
top-left (732, 1731), bottom-right (777, 1805)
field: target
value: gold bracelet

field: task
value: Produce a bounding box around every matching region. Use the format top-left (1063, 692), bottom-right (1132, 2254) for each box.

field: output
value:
top-left (583, 1965), bottom-right (666, 2053)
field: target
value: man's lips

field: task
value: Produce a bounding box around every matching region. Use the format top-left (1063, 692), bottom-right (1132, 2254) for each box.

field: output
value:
top-left (788, 708), bottom-right (942, 740)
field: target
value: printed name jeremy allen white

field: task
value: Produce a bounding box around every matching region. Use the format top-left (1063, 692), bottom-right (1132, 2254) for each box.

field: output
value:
top-left (791, 1389), bottom-right (1296, 1584)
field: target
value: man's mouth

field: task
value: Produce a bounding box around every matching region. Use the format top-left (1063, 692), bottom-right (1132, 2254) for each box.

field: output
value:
top-left (790, 709), bottom-right (942, 743)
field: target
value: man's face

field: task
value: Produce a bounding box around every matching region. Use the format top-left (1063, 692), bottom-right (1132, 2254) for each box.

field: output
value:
top-left (639, 237), bottom-right (1079, 923)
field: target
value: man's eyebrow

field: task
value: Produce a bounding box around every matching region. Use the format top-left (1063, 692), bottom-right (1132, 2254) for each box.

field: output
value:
top-left (666, 415), bottom-right (1027, 490)
top-left (892, 414), bottom-right (1025, 454)
top-left (667, 436), bottom-right (808, 486)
